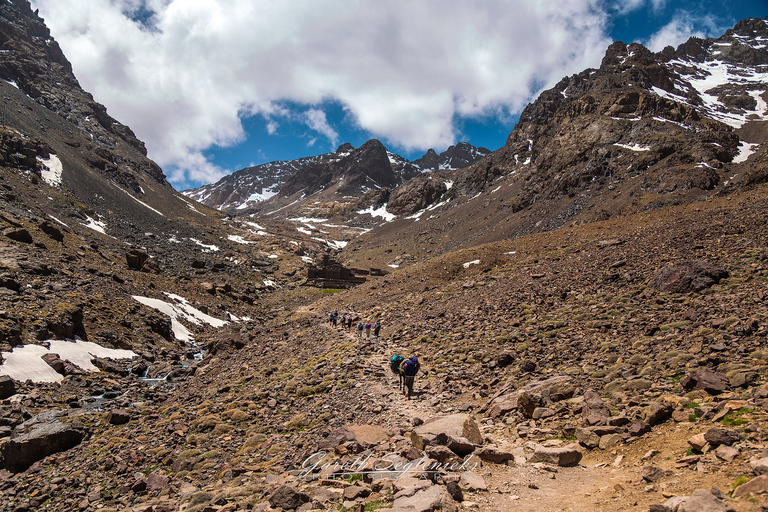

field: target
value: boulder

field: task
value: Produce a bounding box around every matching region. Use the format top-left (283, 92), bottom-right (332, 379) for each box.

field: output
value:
top-left (703, 428), bottom-right (741, 447)
top-left (430, 433), bottom-right (476, 457)
top-left (38, 221), bottom-right (64, 241)
top-left (482, 376), bottom-right (573, 419)
top-left (678, 489), bottom-right (736, 512)
top-left (2, 227), bottom-right (32, 244)
top-left (459, 472), bottom-right (487, 491)
top-left (126, 249), bottom-right (151, 271)
top-left (642, 466), bottom-right (672, 483)
top-left (651, 260), bottom-right (728, 293)
top-left (342, 483), bottom-right (371, 500)
top-left (145, 472), bottom-right (170, 491)
top-left (714, 445), bottom-right (739, 462)
top-left (106, 410), bottom-right (131, 425)
top-left (41, 353), bottom-right (65, 375)
top-left (91, 357), bottom-right (130, 377)
top-left (391, 485), bottom-right (458, 512)
top-left (575, 428), bottom-right (600, 448)
top-left (411, 414), bottom-right (483, 451)
top-left (268, 485), bottom-right (310, 510)
top-left (687, 433), bottom-right (708, 452)
top-left (0, 376), bottom-right (16, 400)
top-left (643, 402), bottom-right (674, 426)
top-left (732, 475), bottom-right (768, 498)
top-left (730, 371), bottom-right (759, 388)
top-left (425, 445), bottom-right (457, 463)
top-left (1, 421), bottom-right (83, 472)
top-left (319, 424), bottom-right (390, 451)
top-left (680, 369), bottom-right (729, 394)
top-left (750, 457), bottom-right (768, 476)
top-left (582, 390), bottom-right (610, 426)
top-left (445, 480), bottom-right (463, 502)
top-left (528, 444), bottom-right (583, 467)
top-left (474, 445), bottom-right (514, 464)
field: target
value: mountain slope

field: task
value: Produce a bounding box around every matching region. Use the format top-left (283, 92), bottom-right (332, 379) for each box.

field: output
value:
top-left (338, 17), bottom-right (768, 270)
top-left (183, 140), bottom-right (490, 212)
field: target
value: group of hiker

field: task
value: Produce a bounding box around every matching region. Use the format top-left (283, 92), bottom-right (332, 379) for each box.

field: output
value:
top-left (327, 311), bottom-right (381, 338)
top-left (325, 311), bottom-right (420, 399)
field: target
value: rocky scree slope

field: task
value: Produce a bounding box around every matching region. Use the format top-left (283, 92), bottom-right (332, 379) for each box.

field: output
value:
top-left (340, 18), bottom-right (768, 272)
top-left (1, 183), bottom-right (766, 511)
top-left (0, 0), bottom-right (345, 425)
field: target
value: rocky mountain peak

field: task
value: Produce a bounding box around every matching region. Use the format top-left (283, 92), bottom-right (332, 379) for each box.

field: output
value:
top-left (0, 0), bottom-right (166, 187)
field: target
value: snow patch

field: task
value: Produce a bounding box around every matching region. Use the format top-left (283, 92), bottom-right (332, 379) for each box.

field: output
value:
top-left (734, 141), bottom-right (759, 163)
top-left (37, 154), bottom-right (63, 187)
top-left (48, 215), bottom-right (68, 228)
top-left (189, 238), bottom-right (219, 252)
top-left (0, 339), bottom-right (136, 383)
top-left (115, 185), bottom-right (165, 217)
top-left (357, 205), bottom-right (395, 222)
top-left (133, 293), bottom-right (228, 343)
top-left (463, 259), bottom-right (480, 268)
top-left (82, 215), bottom-right (107, 235)
top-left (614, 143), bottom-right (651, 152)
top-left (227, 234), bottom-right (254, 244)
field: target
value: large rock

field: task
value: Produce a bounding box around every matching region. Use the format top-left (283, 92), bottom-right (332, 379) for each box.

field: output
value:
top-left (528, 444), bottom-right (583, 467)
top-left (411, 414), bottom-right (483, 451)
top-left (703, 428), bottom-right (741, 447)
top-left (680, 369), bottom-right (730, 394)
top-left (678, 489), bottom-right (736, 512)
top-left (651, 260), bottom-right (728, 293)
top-left (582, 390), bottom-right (610, 426)
top-left (0, 376), bottom-right (16, 400)
top-left (91, 357), bottom-right (130, 377)
top-left (319, 424), bottom-right (390, 451)
top-left (732, 475), bottom-right (768, 498)
top-left (268, 485), bottom-right (310, 510)
top-left (3, 227), bottom-right (32, 244)
top-left (474, 445), bottom-right (514, 464)
top-left (482, 376), bottom-right (574, 419)
top-left (391, 484), bottom-right (458, 512)
top-left (750, 457), bottom-right (768, 476)
top-left (106, 410), bottom-right (131, 426)
top-left (643, 402), bottom-right (674, 426)
top-left (1, 421), bottom-right (83, 472)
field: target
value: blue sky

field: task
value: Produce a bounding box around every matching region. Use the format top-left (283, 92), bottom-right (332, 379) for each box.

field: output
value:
top-left (33, 0), bottom-right (767, 190)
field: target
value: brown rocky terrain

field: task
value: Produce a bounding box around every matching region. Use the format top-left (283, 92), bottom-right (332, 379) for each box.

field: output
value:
top-left (0, 2), bottom-right (767, 511)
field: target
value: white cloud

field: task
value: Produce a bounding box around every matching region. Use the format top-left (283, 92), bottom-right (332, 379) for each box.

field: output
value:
top-left (33, 0), bottom-right (613, 188)
top-left (645, 13), bottom-right (723, 52)
top-left (303, 109), bottom-right (339, 147)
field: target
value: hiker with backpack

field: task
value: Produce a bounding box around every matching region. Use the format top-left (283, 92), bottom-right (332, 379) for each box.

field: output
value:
top-left (357, 321), bottom-right (364, 337)
top-left (401, 356), bottom-right (420, 399)
top-left (365, 321), bottom-right (372, 337)
top-left (373, 321), bottom-right (381, 338)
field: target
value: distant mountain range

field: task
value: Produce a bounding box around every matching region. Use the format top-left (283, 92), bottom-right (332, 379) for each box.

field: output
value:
top-left (182, 140), bottom-right (490, 212)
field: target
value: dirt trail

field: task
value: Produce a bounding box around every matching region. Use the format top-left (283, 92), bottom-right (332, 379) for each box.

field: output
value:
top-left (322, 323), bottom-right (649, 511)
top-left (318, 323), bottom-right (763, 511)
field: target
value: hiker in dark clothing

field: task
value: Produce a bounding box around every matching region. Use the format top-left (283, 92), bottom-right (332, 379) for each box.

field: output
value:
top-left (373, 321), bottom-right (381, 337)
top-left (357, 321), bottom-right (364, 337)
top-left (347, 316), bottom-right (353, 330)
top-left (402, 356), bottom-right (420, 399)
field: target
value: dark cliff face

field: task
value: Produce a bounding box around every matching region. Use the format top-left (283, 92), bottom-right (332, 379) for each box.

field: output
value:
top-left (0, 0), bottom-right (165, 185)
